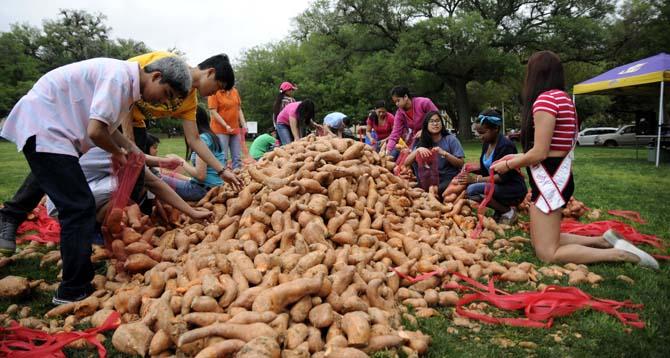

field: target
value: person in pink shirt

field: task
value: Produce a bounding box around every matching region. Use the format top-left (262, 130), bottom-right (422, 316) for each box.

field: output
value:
top-left (275, 99), bottom-right (316, 145)
top-left (386, 86), bottom-right (439, 155)
top-left (365, 100), bottom-right (395, 150)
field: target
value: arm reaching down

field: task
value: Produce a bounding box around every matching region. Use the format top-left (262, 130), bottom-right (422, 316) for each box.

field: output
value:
top-left (142, 168), bottom-right (212, 220)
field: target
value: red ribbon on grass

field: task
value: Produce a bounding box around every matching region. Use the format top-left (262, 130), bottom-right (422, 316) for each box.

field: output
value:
top-left (0, 311), bottom-right (120, 357)
top-left (444, 273), bottom-right (644, 329)
top-left (16, 204), bottom-right (60, 244)
top-left (560, 219), bottom-right (663, 248)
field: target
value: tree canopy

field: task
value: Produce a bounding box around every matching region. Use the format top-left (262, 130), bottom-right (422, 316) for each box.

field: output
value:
top-left (1, 3), bottom-right (668, 131)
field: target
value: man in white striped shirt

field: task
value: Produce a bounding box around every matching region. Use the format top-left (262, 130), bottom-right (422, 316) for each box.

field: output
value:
top-left (0, 56), bottom-right (192, 304)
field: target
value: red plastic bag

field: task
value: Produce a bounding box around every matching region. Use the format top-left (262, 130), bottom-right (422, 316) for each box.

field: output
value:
top-left (101, 152), bottom-right (146, 259)
top-left (416, 152), bottom-right (439, 191)
top-left (444, 273), bottom-right (644, 329)
top-left (560, 219), bottom-right (663, 248)
top-left (16, 204), bottom-right (60, 244)
top-left (0, 311), bottom-right (120, 358)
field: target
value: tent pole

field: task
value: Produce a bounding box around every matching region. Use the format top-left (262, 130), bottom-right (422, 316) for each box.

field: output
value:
top-left (657, 81), bottom-right (665, 167)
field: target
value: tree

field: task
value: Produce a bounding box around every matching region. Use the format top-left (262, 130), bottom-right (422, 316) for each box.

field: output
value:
top-left (107, 38), bottom-right (152, 60)
top-left (39, 9), bottom-right (111, 69)
top-left (289, 0), bottom-right (614, 139)
top-left (0, 31), bottom-right (43, 116)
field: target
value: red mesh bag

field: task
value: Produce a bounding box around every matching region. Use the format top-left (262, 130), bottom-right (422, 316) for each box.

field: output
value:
top-left (101, 152), bottom-right (145, 263)
top-left (416, 152), bottom-right (439, 191)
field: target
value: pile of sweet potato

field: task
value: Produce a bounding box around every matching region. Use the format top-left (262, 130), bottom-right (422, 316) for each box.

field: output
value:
top-left (0, 135), bottom-right (604, 357)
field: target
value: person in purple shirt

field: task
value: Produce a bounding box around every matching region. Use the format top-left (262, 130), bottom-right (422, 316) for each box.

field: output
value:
top-left (386, 86), bottom-right (439, 155)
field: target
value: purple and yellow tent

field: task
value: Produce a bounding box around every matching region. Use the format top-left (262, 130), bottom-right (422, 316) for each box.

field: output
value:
top-left (573, 53), bottom-right (669, 167)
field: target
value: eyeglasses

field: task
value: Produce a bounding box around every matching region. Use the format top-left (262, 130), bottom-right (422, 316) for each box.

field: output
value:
top-left (428, 118), bottom-right (442, 124)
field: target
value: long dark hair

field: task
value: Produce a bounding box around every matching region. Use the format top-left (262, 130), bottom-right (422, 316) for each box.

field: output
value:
top-left (368, 110), bottom-right (379, 125)
top-left (521, 51), bottom-right (566, 151)
top-left (418, 111), bottom-right (449, 148)
top-left (272, 91), bottom-right (291, 120)
top-left (186, 105), bottom-right (222, 158)
top-left (296, 99), bottom-right (315, 127)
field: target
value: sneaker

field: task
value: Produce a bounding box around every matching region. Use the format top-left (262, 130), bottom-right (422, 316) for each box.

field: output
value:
top-left (0, 214), bottom-right (19, 256)
top-left (499, 208), bottom-right (518, 225)
top-left (613, 237), bottom-right (660, 270)
top-left (603, 229), bottom-right (623, 248)
top-left (52, 286), bottom-right (94, 305)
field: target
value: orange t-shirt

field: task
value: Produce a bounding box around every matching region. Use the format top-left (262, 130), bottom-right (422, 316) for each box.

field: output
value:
top-left (208, 88), bottom-right (241, 135)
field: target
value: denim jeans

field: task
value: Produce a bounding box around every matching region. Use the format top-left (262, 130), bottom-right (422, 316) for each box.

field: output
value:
top-left (23, 136), bottom-right (95, 299)
top-left (160, 176), bottom-right (208, 202)
top-left (466, 182), bottom-right (490, 201)
top-left (217, 134), bottom-right (242, 169)
top-left (276, 124), bottom-right (294, 145)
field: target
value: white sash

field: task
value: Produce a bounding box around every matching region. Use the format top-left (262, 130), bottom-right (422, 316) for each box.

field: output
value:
top-left (530, 154), bottom-right (572, 214)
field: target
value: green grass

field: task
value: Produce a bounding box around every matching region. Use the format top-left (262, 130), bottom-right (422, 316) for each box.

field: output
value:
top-left (1, 138), bottom-right (669, 357)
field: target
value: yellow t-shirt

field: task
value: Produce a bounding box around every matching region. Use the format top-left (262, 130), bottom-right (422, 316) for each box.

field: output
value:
top-left (128, 51), bottom-right (197, 128)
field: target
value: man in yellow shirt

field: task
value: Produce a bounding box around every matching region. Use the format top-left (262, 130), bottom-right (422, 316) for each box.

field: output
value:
top-left (123, 52), bottom-right (241, 187)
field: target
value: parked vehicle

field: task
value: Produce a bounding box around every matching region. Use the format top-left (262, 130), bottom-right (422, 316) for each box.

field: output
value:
top-left (577, 127), bottom-right (617, 146)
top-left (595, 125), bottom-right (637, 147)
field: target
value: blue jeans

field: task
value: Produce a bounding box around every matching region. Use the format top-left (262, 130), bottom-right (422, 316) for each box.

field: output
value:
top-left (161, 176), bottom-right (208, 202)
top-left (218, 134), bottom-right (242, 169)
top-left (277, 124), bottom-right (294, 145)
top-left (466, 182), bottom-right (491, 201)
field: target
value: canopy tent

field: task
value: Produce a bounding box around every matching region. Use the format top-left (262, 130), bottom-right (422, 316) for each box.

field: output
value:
top-left (573, 53), bottom-right (669, 167)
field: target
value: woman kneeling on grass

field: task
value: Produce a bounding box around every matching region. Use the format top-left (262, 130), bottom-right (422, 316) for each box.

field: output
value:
top-left (491, 50), bottom-right (658, 268)
top-left (404, 111), bottom-right (464, 195)
top-left (456, 108), bottom-right (527, 225)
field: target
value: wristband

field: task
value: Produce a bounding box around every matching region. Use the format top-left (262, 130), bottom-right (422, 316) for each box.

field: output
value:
top-left (505, 160), bottom-right (511, 170)
top-left (217, 168), bottom-right (226, 176)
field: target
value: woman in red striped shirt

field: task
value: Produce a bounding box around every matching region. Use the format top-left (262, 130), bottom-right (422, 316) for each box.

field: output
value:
top-left (491, 51), bottom-right (657, 268)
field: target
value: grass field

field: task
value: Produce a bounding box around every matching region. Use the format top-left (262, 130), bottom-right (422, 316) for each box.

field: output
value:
top-left (1, 137), bottom-right (669, 357)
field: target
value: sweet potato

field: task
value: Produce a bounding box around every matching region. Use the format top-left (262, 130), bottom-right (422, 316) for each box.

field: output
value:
top-left (0, 276), bottom-right (30, 298)
top-left (124, 253), bottom-right (158, 273)
top-left (237, 336), bottom-right (281, 358)
top-left (252, 274), bottom-right (325, 312)
top-left (341, 311), bottom-right (370, 347)
top-left (112, 321), bottom-right (154, 356)
top-left (229, 251), bottom-right (263, 285)
top-left (177, 322), bottom-right (277, 346)
top-left (195, 339), bottom-right (245, 358)
top-left (149, 329), bottom-right (172, 356)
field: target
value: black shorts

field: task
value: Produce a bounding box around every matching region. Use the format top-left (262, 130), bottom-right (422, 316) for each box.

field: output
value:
top-left (527, 157), bottom-right (575, 207)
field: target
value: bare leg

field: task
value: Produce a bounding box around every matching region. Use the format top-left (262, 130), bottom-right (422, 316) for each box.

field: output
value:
top-left (559, 233), bottom-right (611, 248)
top-left (529, 205), bottom-right (639, 264)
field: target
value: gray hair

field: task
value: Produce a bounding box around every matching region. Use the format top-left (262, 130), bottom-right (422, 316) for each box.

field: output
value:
top-left (143, 56), bottom-right (192, 98)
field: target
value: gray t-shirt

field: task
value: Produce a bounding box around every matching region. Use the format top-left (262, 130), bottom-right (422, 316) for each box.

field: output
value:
top-left (413, 134), bottom-right (465, 183)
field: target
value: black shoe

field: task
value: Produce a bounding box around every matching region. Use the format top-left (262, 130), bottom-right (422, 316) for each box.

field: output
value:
top-left (0, 214), bottom-right (19, 256)
top-left (52, 286), bottom-right (94, 305)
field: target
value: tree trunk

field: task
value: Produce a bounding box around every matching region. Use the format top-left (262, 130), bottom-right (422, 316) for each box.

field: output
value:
top-left (451, 79), bottom-right (472, 140)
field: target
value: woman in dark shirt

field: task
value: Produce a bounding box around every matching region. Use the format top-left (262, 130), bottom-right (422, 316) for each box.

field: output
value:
top-left (458, 109), bottom-right (526, 224)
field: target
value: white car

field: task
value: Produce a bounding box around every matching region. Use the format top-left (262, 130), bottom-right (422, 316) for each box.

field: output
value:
top-left (577, 127), bottom-right (617, 146)
top-left (595, 125), bottom-right (637, 147)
